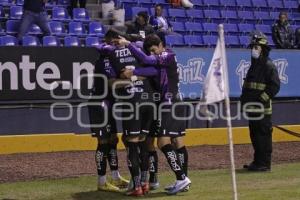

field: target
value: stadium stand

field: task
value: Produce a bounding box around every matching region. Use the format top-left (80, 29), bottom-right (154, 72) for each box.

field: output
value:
top-left (22, 35), bottom-right (40, 46)
top-left (72, 8), bottom-right (91, 22)
top-left (184, 35), bottom-right (203, 46)
top-left (52, 6), bottom-right (71, 22)
top-left (9, 5), bottom-right (22, 19)
top-left (49, 21), bottom-right (67, 36)
top-left (64, 36), bottom-right (80, 46)
top-left (43, 35), bottom-right (60, 46)
top-left (0, 0), bottom-right (298, 47)
top-left (85, 36), bottom-right (100, 47)
top-left (0, 34), bottom-right (17, 45)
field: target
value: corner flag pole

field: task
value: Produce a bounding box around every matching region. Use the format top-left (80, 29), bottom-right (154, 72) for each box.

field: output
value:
top-left (218, 24), bottom-right (238, 200)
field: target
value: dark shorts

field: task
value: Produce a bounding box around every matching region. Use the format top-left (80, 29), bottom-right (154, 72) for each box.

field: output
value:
top-left (121, 102), bottom-right (155, 137)
top-left (88, 101), bottom-right (117, 139)
top-left (148, 120), bottom-right (160, 137)
top-left (156, 102), bottom-right (187, 138)
top-left (115, 78), bottom-right (156, 137)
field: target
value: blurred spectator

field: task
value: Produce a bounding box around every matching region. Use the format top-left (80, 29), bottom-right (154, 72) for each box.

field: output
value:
top-left (68, 0), bottom-right (86, 17)
top-left (272, 12), bottom-right (295, 49)
top-left (17, 0), bottom-right (51, 44)
top-left (126, 11), bottom-right (155, 39)
top-left (168, 0), bottom-right (181, 7)
top-left (168, 0), bottom-right (193, 8)
top-left (181, 0), bottom-right (193, 8)
top-left (296, 28), bottom-right (300, 49)
top-left (149, 4), bottom-right (173, 46)
top-left (150, 4), bottom-right (172, 34)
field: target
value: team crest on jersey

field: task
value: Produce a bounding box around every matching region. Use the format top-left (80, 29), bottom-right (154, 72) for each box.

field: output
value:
top-left (236, 59), bottom-right (288, 89)
top-left (178, 58), bottom-right (205, 84)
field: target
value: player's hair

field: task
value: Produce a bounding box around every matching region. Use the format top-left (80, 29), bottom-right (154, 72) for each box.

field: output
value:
top-left (104, 29), bottom-right (120, 42)
top-left (143, 34), bottom-right (162, 52)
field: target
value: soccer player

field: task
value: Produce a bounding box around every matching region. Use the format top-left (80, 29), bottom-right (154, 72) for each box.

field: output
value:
top-left (118, 34), bottom-right (191, 195)
top-left (106, 30), bottom-right (158, 196)
top-left (88, 32), bottom-right (129, 192)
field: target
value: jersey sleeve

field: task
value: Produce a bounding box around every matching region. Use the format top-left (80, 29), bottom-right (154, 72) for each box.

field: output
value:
top-left (95, 44), bottom-right (116, 57)
top-left (133, 66), bottom-right (158, 77)
top-left (156, 51), bottom-right (176, 68)
top-left (128, 43), bottom-right (158, 65)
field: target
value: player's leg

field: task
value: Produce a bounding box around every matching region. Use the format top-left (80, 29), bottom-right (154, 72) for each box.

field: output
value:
top-left (138, 105), bottom-right (156, 194)
top-left (172, 136), bottom-right (188, 177)
top-left (89, 101), bottom-right (120, 192)
top-left (157, 136), bottom-right (186, 182)
top-left (137, 135), bottom-right (150, 194)
top-left (157, 105), bottom-right (191, 195)
top-left (125, 135), bottom-right (143, 196)
top-left (171, 103), bottom-right (189, 177)
top-left (172, 136), bottom-right (189, 192)
top-left (108, 133), bottom-right (129, 189)
top-left (122, 107), bottom-right (144, 196)
top-left (96, 137), bottom-right (121, 192)
top-left (147, 124), bottom-right (159, 190)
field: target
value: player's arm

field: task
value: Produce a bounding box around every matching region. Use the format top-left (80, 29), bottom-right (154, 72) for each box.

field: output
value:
top-left (133, 66), bottom-right (158, 77)
top-left (95, 43), bottom-right (116, 56)
top-left (120, 65), bottom-right (158, 79)
top-left (107, 64), bottom-right (147, 88)
top-left (117, 37), bottom-right (158, 65)
top-left (127, 43), bottom-right (158, 65)
top-left (125, 41), bottom-right (175, 68)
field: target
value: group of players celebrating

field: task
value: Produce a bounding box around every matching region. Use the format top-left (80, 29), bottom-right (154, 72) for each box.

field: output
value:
top-left (88, 29), bottom-right (191, 196)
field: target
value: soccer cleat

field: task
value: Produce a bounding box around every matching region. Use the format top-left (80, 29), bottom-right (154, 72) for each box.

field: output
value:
top-left (149, 181), bottom-right (160, 190)
top-left (165, 182), bottom-right (189, 192)
top-left (127, 178), bottom-right (134, 192)
top-left (97, 182), bottom-right (121, 192)
top-left (126, 187), bottom-right (144, 197)
top-left (111, 176), bottom-right (130, 189)
top-left (166, 177), bottom-right (191, 195)
top-left (142, 182), bottom-right (149, 194)
top-left (182, 185), bottom-right (190, 192)
top-left (164, 182), bottom-right (175, 191)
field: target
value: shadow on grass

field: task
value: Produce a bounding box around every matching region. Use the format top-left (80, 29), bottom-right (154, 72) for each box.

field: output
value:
top-left (72, 190), bottom-right (169, 200)
top-left (236, 168), bottom-right (272, 174)
top-left (235, 169), bottom-right (250, 174)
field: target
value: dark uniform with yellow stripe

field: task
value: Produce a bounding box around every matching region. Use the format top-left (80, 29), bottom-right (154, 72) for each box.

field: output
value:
top-left (241, 31), bottom-right (280, 171)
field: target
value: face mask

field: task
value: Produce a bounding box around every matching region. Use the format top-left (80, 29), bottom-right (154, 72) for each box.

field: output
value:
top-left (251, 49), bottom-right (261, 59)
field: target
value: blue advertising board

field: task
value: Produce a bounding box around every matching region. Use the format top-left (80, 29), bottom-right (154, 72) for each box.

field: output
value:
top-left (174, 48), bottom-right (299, 98)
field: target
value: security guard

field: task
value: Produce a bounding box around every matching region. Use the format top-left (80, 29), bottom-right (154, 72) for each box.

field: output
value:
top-left (241, 31), bottom-right (280, 171)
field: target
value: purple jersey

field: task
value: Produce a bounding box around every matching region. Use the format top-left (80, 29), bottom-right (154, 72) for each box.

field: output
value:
top-left (93, 44), bottom-right (117, 101)
top-left (108, 45), bottom-right (157, 101)
top-left (128, 43), bottom-right (180, 102)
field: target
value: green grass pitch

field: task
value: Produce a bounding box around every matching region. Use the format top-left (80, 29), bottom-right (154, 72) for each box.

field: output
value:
top-left (1, 162), bottom-right (300, 200)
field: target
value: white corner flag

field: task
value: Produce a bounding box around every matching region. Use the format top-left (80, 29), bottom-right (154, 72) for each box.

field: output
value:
top-left (203, 29), bottom-right (228, 104)
top-left (203, 24), bottom-right (238, 200)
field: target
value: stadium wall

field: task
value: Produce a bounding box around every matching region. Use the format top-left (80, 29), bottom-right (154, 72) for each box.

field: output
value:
top-left (0, 47), bottom-right (299, 154)
top-left (0, 125), bottom-right (300, 154)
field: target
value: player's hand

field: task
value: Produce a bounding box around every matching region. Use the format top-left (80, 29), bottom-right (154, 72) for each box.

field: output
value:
top-left (118, 36), bottom-right (130, 46)
top-left (121, 69), bottom-right (134, 79)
